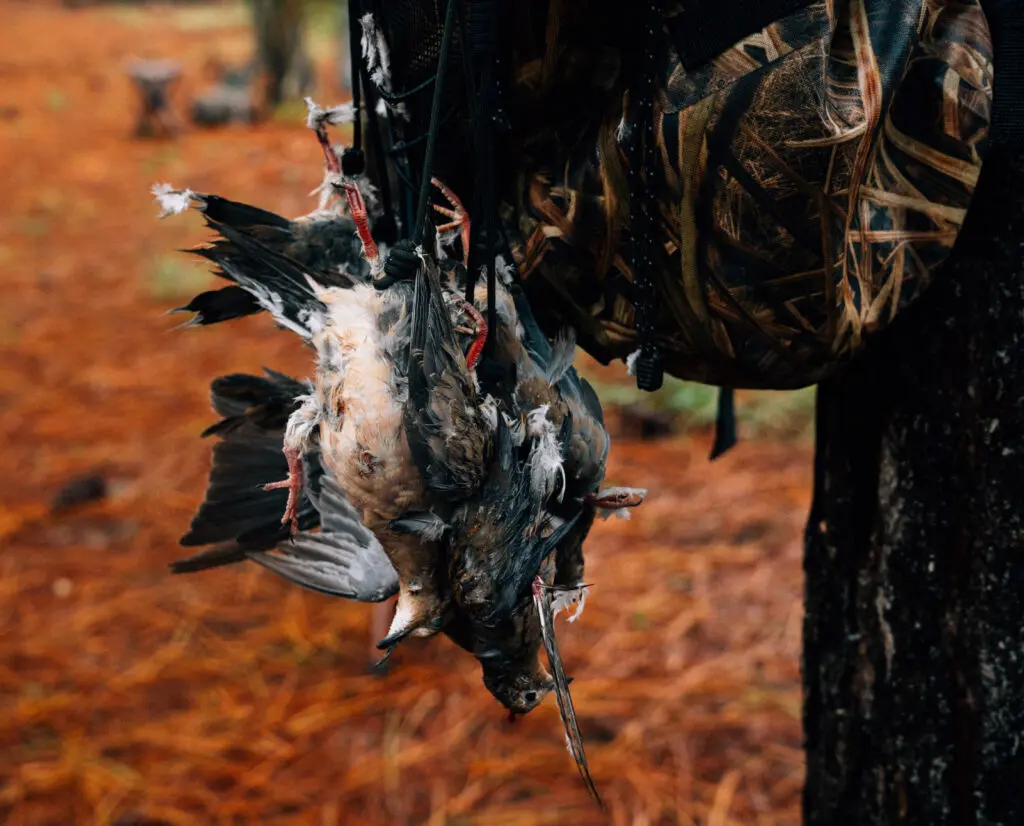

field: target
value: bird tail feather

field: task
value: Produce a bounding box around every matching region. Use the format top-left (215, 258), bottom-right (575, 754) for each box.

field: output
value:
top-left (172, 370), bottom-right (322, 574)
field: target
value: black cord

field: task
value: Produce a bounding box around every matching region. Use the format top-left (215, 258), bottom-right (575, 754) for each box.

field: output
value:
top-left (347, 0), bottom-right (363, 156)
top-left (412, 0), bottom-right (458, 246)
top-left (631, 2), bottom-right (664, 392)
top-left (375, 73), bottom-right (440, 105)
top-left (386, 107), bottom-right (457, 153)
top-left (465, 0), bottom-right (502, 354)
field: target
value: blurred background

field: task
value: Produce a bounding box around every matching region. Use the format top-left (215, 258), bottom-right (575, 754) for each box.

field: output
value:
top-left (0, 1), bottom-right (814, 823)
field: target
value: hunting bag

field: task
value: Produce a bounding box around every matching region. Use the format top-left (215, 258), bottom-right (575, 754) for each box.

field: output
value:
top-left (354, 0), bottom-right (995, 391)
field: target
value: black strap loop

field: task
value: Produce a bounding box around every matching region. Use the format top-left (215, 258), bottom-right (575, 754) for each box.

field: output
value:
top-left (376, 238), bottom-right (420, 289)
top-left (631, 2), bottom-right (665, 393)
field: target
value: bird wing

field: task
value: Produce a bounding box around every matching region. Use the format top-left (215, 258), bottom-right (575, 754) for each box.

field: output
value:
top-left (405, 257), bottom-right (492, 499)
top-left (173, 370), bottom-right (323, 573)
top-left (249, 473), bottom-right (398, 603)
top-left (198, 220), bottom-right (328, 340)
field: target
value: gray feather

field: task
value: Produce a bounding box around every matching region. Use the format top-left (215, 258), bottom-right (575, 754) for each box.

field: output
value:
top-left (546, 328), bottom-right (577, 385)
top-left (248, 474), bottom-right (398, 602)
top-left (389, 511), bottom-right (450, 541)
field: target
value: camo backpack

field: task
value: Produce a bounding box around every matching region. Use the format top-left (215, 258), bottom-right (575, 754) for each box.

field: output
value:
top-left (350, 0), bottom-right (994, 391)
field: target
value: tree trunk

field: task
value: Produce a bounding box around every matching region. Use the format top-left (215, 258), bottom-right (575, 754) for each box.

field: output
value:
top-left (803, 4), bottom-right (1024, 822)
top-left (251, 0), bottom-right (312, 108)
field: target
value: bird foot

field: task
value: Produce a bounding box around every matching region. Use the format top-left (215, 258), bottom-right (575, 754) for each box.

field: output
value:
top-left (342, 182), bottom-right (380, 273)
top-left (458, 299), bottom-right (488, 371)
top-left (431, 177), bottom-right (471, 267)
top-left (263, 446), bottom-right (303, 535)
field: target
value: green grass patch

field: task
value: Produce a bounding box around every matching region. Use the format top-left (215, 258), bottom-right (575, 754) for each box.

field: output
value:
top-left (578, 359), bottom-right (816, 440)
top-left (145, 254), bottom-right (213, 302)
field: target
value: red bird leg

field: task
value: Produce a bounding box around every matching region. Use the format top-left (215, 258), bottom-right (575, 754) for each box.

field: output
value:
top-left (459, 299), bottom-right (488, 371)
top-left (263, 445), bottom-right (303, 535)
top-left (342, 182), bottom-right (379, 269)
top-left (431, 177), bottom-right (471, 267)
top-left (312, 123), bottom-right (341, 174)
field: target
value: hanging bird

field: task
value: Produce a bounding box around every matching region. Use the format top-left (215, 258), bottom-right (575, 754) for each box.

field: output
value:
top-left (153, 185), bottom-right (370, 328)
top-left (157, 173), bottom-right (489, 653)
top-left (392, 237), bottom-right (646, 716)
top-left (171, 369), bottom-right (399, 609)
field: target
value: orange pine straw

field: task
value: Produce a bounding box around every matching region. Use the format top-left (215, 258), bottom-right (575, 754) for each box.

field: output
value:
top-left (0, 4), bottom-right (807, 825)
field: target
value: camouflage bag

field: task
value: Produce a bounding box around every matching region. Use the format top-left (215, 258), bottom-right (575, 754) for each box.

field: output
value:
top-left (510, 0), bottom-right (994, 390)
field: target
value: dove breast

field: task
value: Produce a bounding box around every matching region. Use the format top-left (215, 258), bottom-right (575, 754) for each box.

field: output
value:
top-left (313, 283), bottom-right (428, 526)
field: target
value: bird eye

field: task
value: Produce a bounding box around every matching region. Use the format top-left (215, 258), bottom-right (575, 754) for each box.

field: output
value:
top-left (524, 690), bottom-right (538, 704)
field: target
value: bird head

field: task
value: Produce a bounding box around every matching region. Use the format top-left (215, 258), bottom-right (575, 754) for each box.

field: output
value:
top-left (481, 657), bottom-right (556, 715)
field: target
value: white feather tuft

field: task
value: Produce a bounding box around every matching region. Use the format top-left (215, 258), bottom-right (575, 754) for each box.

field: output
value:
top-left (526, 406), bottom-right (566, 501)
top-left (359, 12), bottom-right (391, 90)
top-left (551, 585), bottom-right (589, 623)
top-left (305, 96), bottom-right (355, 129)
top-left (495, 255), bottom-right (516, 286)
top-left (283, 394), bottom-right (321, 453)
top-left (435, 227), bottom-right (460, 261)
top-left (152, 183), bottom-right (194, 218)
top-left (479, 396), bottom-right (499, 431)
top-left (625, 348), bottom-right (641, 376)
top-left (504, 413), bottom-right (526, 446)
top-left (615, 115), bottom-right (628, 143)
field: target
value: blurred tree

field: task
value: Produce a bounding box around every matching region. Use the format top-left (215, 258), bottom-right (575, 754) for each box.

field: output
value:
top-left (803, 2), bottom-right (1024, 823)
top-left (250, 0), bottom-right (313, 108)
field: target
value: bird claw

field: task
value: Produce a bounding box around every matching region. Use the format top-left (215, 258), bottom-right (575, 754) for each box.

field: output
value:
top-left (431, 177), bottom-right (471, 267)
top-left (263, 446), bottom-right (304, 535)
top-left (342, 182), bottom-right (380, 272)
top-left (458, 299), bottom-right (488, 371)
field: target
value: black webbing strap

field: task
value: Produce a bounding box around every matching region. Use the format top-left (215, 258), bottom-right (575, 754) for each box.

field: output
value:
top-left (985, 0), bottom-right (1024, 148)
top-left (710, 387), bottom-right (737, 460)
top-left (665, 0), bottom-right (813, 70)
top-left (412, 0), bottom-right (457, 246)
top-left (464, 0), bottom-right (501, 357)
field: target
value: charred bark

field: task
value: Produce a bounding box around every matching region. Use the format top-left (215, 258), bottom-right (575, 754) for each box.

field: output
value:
top-left (803, 6), bottom-right (1024, 821)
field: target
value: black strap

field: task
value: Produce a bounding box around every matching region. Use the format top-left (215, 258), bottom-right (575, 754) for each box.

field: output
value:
top-left (985, 0), bottom-right (1024, 147)
top-left (709, 387), bottom-right (737, 460)
top-left (665, 0), bottom-right (813, 71)
top-left (412, 0), bottom-right (458, 246)
top-left (631, 2), bottom-right (665, 392)
top-left (464, 0), bottom-right (502, 356)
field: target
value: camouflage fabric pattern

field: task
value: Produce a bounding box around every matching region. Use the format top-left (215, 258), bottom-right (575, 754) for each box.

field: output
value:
top-left (515, 0), bottom-right (994, 389)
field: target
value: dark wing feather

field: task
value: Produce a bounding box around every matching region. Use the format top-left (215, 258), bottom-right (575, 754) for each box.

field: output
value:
top-left (195, 193), bottom-right (291, 229)
top-left (404, 260), bottom-right (491, 499)
top-left (172, 285), bottom-right (261, 326)
top-left (511, 285), bottom-right (590, 407)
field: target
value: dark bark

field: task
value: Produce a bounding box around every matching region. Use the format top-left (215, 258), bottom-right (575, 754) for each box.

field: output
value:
top-left (803, 5), bottom-right (1024, 817)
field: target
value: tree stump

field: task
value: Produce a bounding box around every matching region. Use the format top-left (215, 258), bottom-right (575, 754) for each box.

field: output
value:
top-left (127, 59), bottom-right (182, 139)
top-left (250, 0), bottom-right (313, 109)
top-left (803, 3), bottom-right (1024, 821)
